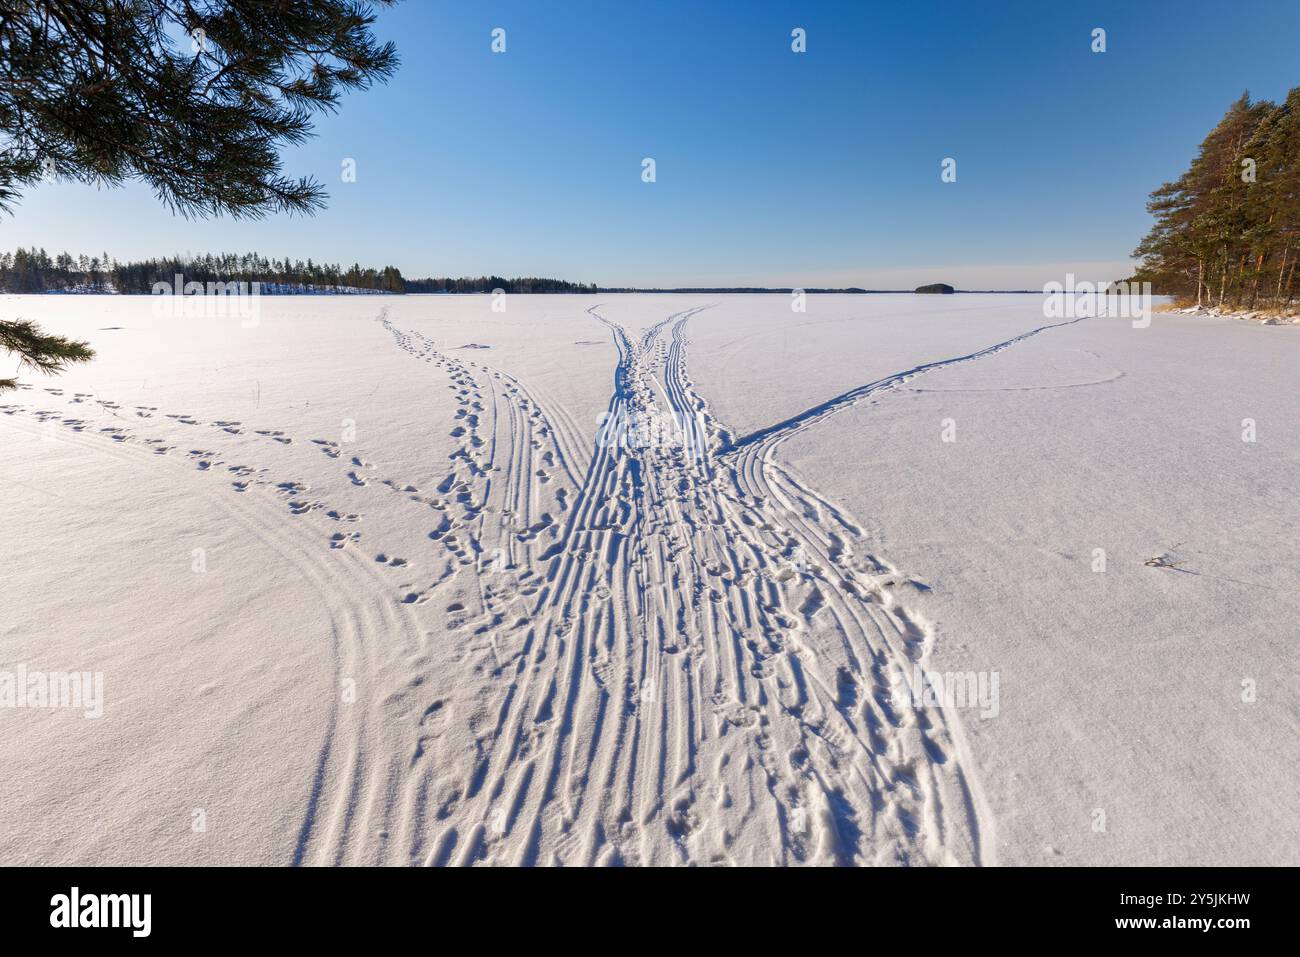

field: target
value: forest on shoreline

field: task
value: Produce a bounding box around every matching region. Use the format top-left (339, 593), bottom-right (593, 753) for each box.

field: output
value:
top-left (1133, 88), bottom-right (1300, 310)
top-left (0, 249), bottom-right (897, 296)
top-left (0, 249), bottom-right (598, 296)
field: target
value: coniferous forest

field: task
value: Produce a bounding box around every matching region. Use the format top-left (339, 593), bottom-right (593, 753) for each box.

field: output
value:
top-left (1133, 88), bottom-right (1300, 309)
top-left (0, 248), bottom-right (597, 296)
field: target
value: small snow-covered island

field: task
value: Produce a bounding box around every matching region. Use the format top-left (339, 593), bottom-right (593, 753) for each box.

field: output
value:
top-left (914, 282), bottom-right (955, 294)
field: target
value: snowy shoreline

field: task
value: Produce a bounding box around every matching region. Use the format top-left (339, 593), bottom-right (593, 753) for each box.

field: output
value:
top-left (1172, 304), bottom-right (1300, 325)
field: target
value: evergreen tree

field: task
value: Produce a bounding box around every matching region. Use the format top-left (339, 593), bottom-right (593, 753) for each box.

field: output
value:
top-left (1134, 90), bottom-right (1300, 309)
top-left (0, 320), bottom-right (93, 391)
top-left (0, 0), bottom-right (400, 389)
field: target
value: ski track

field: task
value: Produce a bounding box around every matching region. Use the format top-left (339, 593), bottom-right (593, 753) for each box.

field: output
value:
top-left (0, 303), bottom-right (1085, 866)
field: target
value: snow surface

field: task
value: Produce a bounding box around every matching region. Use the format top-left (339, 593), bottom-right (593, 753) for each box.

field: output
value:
top-left (1, 293), bottom-right (1296, 866)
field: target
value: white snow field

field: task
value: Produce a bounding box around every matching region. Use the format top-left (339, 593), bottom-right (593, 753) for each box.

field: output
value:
top-left (1, 293), bottom-right (1296, 866)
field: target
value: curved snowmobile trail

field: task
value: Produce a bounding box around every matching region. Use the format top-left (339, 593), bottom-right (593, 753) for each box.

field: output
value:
top-left (0, 397), bottom-right (427, 868)
top-left (376, 304), bottom-right (1021, 866)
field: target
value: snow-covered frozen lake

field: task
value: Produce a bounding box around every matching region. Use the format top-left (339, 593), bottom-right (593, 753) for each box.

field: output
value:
top-left (2, 293), bottom-right (1296, 865)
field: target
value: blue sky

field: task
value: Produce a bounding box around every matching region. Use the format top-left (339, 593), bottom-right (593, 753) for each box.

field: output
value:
top-left (8, 0), bottom-right (1300, 287)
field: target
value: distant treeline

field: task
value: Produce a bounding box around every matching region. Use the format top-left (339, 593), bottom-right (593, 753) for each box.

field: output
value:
top-left (1133, 88), bottom-right (1300, 309)
top-left (405, 275), bottom-right (598, 294)
top-left (0, 248), bottom-right (598, 295)
top-left (0, 248), bottom-right (1017, 298)
top-left (598, 286), bottom-right (871, 294)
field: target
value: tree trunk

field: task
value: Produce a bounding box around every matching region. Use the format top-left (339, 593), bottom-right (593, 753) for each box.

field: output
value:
top-left (1211, 247), bottom-right (1222, 306)
top-left (1249, 248), bottom-right (1268, 308)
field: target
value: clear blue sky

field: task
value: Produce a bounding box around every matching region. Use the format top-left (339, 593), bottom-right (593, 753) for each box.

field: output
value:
top-left (8, 0), bottom-right (1300, 288)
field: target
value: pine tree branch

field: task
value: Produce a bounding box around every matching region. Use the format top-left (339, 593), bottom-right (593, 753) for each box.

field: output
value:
top-left (0, 318), bottom-right (94, 391)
